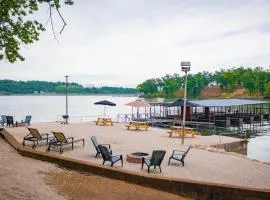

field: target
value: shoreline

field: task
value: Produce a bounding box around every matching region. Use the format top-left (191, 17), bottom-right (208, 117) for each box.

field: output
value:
top-left (1, 94), bottom-right (269, 100)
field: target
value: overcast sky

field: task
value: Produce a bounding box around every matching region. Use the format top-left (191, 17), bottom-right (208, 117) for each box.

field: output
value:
top-left (1, 0), bottom-right (270, 87)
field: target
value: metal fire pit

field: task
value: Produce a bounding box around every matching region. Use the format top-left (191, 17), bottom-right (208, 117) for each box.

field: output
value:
top-left (126, 152), bottom-right (149, 163)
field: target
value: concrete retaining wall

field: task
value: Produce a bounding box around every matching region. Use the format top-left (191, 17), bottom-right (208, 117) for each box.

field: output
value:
top-left (1, 129), bottom-right (269, 200)
top-left (212, 140), bottom-right (248, 155)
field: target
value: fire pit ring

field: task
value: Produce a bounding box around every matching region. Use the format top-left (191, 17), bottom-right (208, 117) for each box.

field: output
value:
top-left (126, 152), bottom-right (149, 163)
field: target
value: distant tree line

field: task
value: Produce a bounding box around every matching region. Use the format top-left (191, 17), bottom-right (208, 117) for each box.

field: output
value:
top-left (0, 80), bottom-right (136, 95)
top-left (136, 67), bottom-right (270, 99)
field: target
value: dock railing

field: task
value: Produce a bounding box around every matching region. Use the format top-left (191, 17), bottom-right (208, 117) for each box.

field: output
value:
top-left (56, 115), bottom-right (105, 123)
top-left (116, 113), bottom-right (151, 123)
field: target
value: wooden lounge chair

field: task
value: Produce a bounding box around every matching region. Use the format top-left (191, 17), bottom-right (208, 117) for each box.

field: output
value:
top-left (47, 132), bottom-right (85, 153)
top-left (168, 145), bottom-right (191, 166)
top-left (98, 145), bottom-right (123, 167)
top-left (22, 115), bottom-right (32, 126)
top-left (23, 127), bottom-right (51, 148)
top-left (91, 136), bottom-right (111, 157)
top-left (142, 150), bottom-right (166, 173)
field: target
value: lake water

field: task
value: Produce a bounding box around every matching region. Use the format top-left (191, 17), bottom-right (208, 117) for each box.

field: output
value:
top-left (0, 95), bottom-right (138, 122)
top-left (0, 95), bottom-right (269, 163)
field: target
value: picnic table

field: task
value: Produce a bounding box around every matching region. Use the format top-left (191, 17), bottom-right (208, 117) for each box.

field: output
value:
top-left (125, 121), bottom-right (149, 131)
top-left (95, 118), bottom-right (113, 126)
top-left (167, 126), bottom-right (198, 137)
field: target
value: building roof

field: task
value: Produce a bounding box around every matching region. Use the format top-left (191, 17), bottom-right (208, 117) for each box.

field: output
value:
top-left (168, 98), bottom-right (200, 107)
top-left (190, 99), bottom-right (267, 107)
top-left (126, 99), bottom-right (151, 107)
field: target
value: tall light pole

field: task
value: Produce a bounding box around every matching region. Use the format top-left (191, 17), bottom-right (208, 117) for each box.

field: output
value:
top-left (181, 61), bottom-right (191, 144)
top-left (64, 75), bottom-right (69, 124)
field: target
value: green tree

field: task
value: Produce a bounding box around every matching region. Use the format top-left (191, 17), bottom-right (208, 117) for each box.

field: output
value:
top-left (0, 0), bottom-right (73, 63)
top-left (0, 79), bottom-right (136, 94)
top-left (264, 82), bottom-right (270, 98)
top-left (162, 74), bottom-right (182, 97)
top-left (136, 79), bottom-right (159, 96)
top-left (136, 67), bottom-right (270, 98)
top-left (241, 69), bottom-right (256, 94)
top-left (253, 67), bottom-right (266, 95)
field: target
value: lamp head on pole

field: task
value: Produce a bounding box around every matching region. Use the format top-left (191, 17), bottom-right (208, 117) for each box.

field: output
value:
top-left (181, 61), bottom-right (191, 73)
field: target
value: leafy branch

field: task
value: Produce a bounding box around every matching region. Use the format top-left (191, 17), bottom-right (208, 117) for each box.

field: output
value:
top-left (0, 0), bottom-right (73, 63)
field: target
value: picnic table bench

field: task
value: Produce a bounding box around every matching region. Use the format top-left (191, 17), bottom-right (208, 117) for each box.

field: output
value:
top-left (95, 118), bottom-right (113, 126)
top-left (125, 121), bottom-right (149, 131)
top-left (167, 126), bottom-right (199, 137)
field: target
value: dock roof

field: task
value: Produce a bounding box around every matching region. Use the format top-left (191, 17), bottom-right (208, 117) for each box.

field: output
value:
top-left (168, 98), bottom-right (200, 107)
top-left (190, 99), bottom-right (267, 107)
top-left (168, 98), bottom-right (268, 107)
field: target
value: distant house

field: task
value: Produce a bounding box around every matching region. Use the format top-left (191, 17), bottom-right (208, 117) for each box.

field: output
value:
top-left (157, 86), bottom-right (163, 91)
top-left (208, 81), bottom-right (218, 86)
top-left (138, 92), bottom-right (145, 97)
top-left (85, 84), bottom-right (95, 88)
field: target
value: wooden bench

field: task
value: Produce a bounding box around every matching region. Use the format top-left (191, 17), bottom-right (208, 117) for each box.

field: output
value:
top-left (95, 118), bottom-right (113, 126)
top-left (125, 121), bottom-right (149, 131)
top-left (168, 126), bottom-right (199, 138)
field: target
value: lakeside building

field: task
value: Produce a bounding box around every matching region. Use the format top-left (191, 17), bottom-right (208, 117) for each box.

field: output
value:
top-left (120, 99), bottom-right (270, 136)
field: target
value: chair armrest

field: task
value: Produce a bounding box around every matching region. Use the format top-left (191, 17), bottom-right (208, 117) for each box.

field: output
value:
top-left (173, 150), bottom-right (185, 154)
top-left (66, 137), bottom-right (74, 140)
top-left (49, 138), bottom-right (57, 143)
top-left (142, 156), bottom-right (151, 160)
top-left (40, 133), bottom-right (49, 137)
top-left (24, 133), bottom-right (31, 138)
top-left (100, 143), bottom-right (111, 148)
top-left (111, 154), bottom-right (122, 158)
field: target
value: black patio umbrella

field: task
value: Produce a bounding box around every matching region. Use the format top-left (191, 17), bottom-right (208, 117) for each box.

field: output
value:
top-left (94, 100), bottom-right (116, 117)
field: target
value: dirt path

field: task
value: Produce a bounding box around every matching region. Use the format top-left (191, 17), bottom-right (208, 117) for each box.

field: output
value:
top-left (0, 136), bottom-right (189, 200)
top-left (43, 170), bottom-right (190, 200)
top-left (0, 137), bottom-right (64, 200)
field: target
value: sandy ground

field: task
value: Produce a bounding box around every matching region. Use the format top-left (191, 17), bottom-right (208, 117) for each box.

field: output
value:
top-left (43, 170), bottom-right (190, 200)
top-left (0, 136), bottom-right (190, 200)
top-left (6, 122), bottom-right (270, 190)
top-left (0, 136), bottom-right (64, 200)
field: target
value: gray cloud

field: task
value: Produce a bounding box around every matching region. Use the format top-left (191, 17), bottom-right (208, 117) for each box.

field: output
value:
top-left (1, 0), bottom-right (270, 86)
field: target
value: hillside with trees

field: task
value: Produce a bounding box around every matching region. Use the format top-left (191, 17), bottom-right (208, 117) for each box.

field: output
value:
top-left (136, 67), bottom-right (270, 99)
top-left (0, 80), bottom-right (136, 95)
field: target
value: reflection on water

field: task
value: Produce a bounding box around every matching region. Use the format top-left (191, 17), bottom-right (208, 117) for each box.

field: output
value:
top-left (248, 132), bottom-right (270, 162)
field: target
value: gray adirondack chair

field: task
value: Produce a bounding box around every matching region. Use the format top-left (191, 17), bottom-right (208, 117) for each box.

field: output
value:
top-left (142, 150), bottom-right (166, 173)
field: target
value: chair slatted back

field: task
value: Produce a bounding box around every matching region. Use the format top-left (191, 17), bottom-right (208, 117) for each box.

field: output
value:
top-left (182, 145), bottom-right (191, 159)
top-left (150, 150), bottom-right (166, 166)
top-left (98, 145), bottom-right (111, 161)
top-left (1, 115), bottom-right (7, 123)
top-left (52, 132), bottom-right (68, 143)
top-left (25, 116), bottom-right (32, 123)
top-left (27, 128), bottom-right (42, 139)
top-left (6, 116), bottom-right (14, 124)
top-left (91, 136), bottom-right (99, 150)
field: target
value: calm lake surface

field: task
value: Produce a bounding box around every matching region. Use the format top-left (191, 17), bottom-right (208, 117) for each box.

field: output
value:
top-left (0, 95), bottom-right (269, 163)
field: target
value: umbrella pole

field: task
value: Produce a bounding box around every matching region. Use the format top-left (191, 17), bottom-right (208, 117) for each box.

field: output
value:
top-left (104, 105), bottom-right (106, 117)
top-left (145, 107), bottom-right (146, 119)
top-left (132, 107), bottom-right (133, 120)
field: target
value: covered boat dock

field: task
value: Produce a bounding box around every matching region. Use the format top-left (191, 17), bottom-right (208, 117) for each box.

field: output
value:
top-left (148, 99), bottom-right (270, 135)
